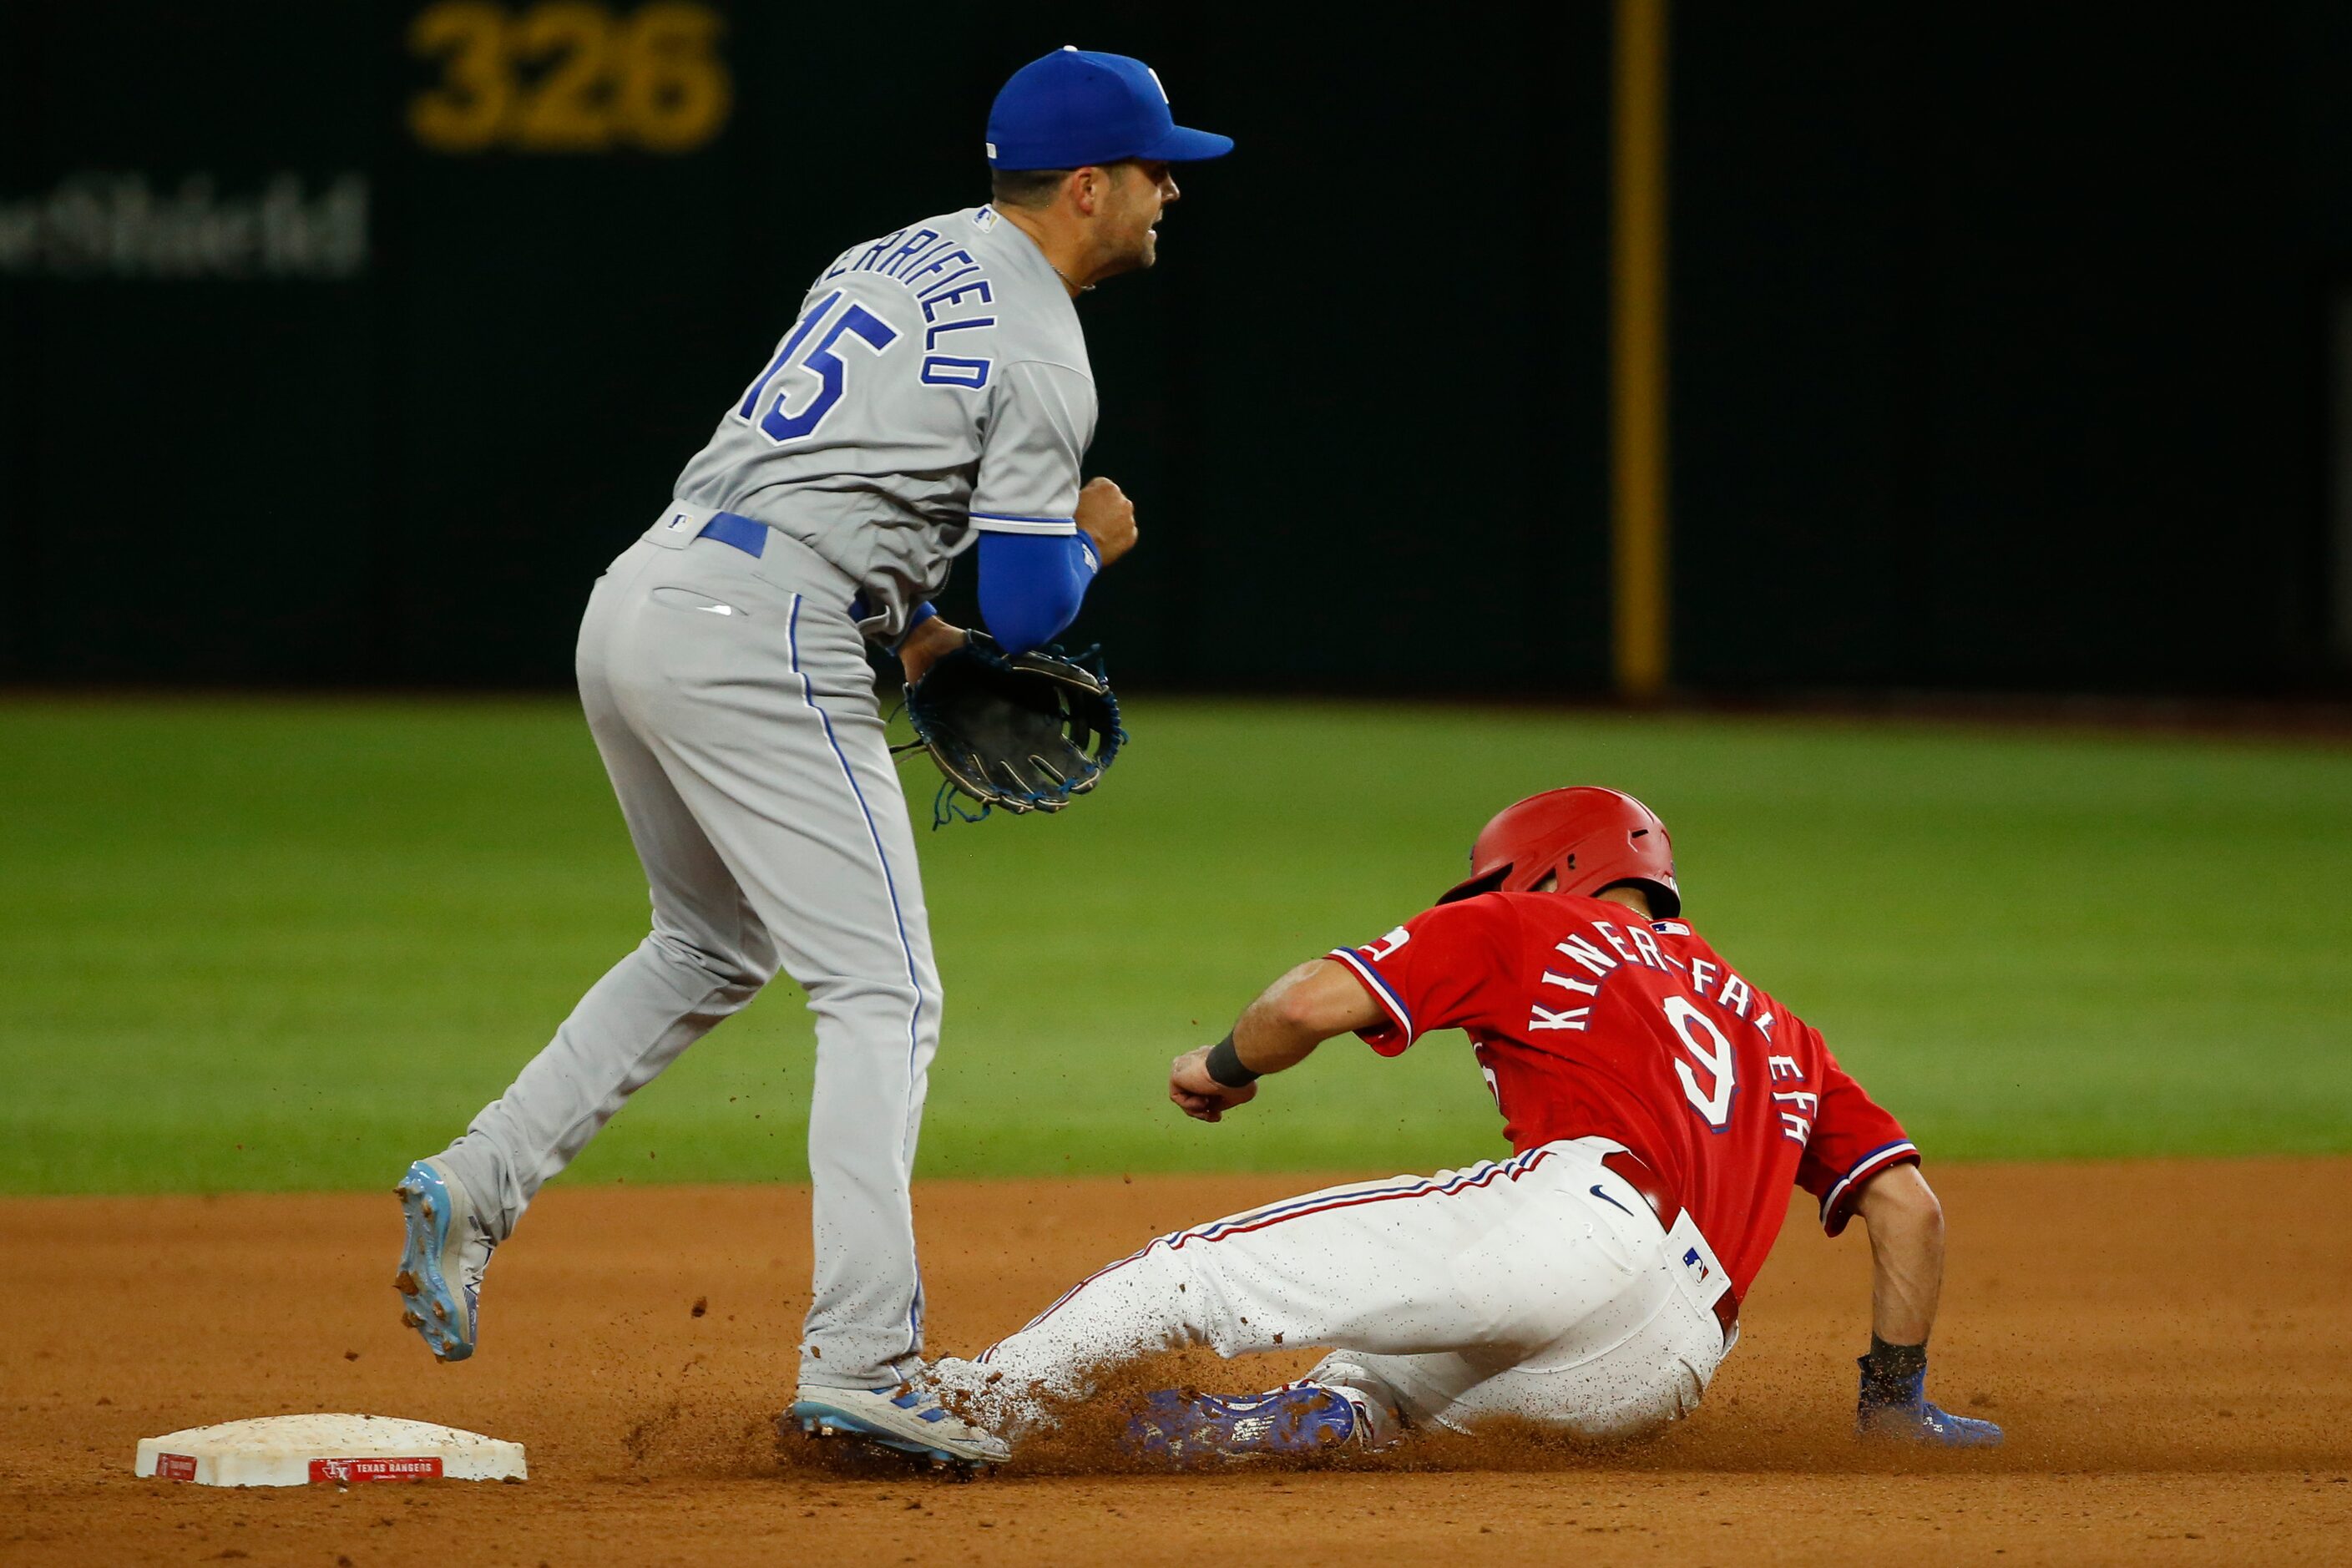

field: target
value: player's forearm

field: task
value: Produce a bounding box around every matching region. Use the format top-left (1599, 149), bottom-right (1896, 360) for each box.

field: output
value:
top-left (1226, 956), bottom-right (1390, 1078)
top-left (1227, 963), bottom-right (1344, 1076)
top-left (975, 530), bottom-right (1099, 655)
top-left (1181, 959), bottom-right (1383, 1113)
top-left (1856, 1165), bottom-right (1945, 1345)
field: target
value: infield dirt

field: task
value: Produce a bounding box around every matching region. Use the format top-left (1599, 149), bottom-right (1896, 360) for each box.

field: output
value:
top-left (6, 1156), bottom-right (2348, 1565)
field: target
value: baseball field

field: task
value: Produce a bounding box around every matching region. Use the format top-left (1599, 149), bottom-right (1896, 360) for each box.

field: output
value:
top-left (6, 697), bottom-right (2350, 1564)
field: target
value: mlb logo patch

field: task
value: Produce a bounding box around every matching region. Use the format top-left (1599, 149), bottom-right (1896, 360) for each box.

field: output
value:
top-left (1682, 1246), bottom-right (1712, 1286)
top-left (665, 511), bottom-right (693, 532)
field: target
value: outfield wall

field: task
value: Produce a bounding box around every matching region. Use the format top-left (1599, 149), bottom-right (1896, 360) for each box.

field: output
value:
top-left (3, 3), bottom-right (2349, 695)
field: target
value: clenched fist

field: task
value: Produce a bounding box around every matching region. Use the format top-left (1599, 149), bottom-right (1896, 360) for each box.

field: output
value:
top-left (1168, 1044), bottom-right (1257, 1123)
top-left (1075, 477), bottom-right (1138, 569)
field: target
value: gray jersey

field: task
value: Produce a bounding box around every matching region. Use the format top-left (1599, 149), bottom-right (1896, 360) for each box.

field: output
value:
top-left (670, 205), bottom-right (1095, 639)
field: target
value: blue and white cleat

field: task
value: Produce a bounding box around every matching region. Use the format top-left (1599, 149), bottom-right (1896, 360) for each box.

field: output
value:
top-left (392, 1156), bottom-right (493, 1363)
top-left (1855, 1368), bottom-right (2004, 1448)
top-left (789, 1381), bottom-right (1010, 1471)
top-left (1122, 1382), bottom-right (1377, 1467)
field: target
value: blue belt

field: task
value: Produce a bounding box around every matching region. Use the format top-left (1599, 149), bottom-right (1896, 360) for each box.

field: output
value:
top-left (695, 511), bottom-right (768, 558)
top-left (691, 511), bottom-right (880, 623)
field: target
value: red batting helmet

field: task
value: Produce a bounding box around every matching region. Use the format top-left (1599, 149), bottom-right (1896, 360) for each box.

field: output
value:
top-left (1437, 787), bottom-right (1681, 915)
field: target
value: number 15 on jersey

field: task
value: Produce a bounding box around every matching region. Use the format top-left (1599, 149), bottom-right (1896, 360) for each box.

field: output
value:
top-left (732, 290), bottom-right (899, 445)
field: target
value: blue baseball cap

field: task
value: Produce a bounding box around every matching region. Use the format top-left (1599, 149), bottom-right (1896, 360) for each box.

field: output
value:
top-left (987, 47), bottom-right (1234, 171)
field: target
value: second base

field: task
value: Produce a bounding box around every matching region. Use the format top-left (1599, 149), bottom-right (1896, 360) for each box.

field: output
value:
top-left (134, 1413), bottom-right (526, 1487)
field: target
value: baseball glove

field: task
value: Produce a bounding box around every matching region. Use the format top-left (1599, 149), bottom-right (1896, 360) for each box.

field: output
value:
top-left (898, 631), bottom-right (1125, 824)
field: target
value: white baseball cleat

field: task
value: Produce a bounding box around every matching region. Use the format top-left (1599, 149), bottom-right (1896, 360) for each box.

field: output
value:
top-left (788, 1378), bottom-right (1011, 1470)
top-left (392, 1156), bottom-right (494, 1363)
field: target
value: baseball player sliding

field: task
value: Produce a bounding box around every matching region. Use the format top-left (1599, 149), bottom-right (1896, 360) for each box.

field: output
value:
top-left (934, 787), bottom-right (2003, 1459)
top-left (391, 47), bottom-right (1231, 1469)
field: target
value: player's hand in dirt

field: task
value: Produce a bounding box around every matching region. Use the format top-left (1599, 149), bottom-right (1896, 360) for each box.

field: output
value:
top-left (1168, 1046), bottom-right (1256, 1122)
top-left (1075, 478), bottom-right (1138, 569)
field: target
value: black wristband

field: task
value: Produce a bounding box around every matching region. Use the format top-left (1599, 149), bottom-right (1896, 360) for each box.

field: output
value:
top-left (1203, 1032), bottom-right (1260, 1088)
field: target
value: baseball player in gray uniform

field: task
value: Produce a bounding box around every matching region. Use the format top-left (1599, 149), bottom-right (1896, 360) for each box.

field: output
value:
top-left (391, 47), bottom-right (1232, 1469)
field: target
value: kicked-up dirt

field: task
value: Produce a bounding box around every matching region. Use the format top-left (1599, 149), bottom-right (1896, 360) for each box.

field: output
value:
top-left (4, 1156), bottom-right (2349, 1565)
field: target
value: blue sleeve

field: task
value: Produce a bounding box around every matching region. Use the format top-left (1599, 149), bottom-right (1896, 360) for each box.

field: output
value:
top-left (977, 530), bottom-right (1100, 655)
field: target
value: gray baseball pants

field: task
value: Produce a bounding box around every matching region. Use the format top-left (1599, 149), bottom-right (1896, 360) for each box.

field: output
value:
top-left (436, 508), bottom-right (941, 1390)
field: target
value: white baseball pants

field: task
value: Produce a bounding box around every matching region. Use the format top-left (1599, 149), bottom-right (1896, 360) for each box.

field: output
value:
top-left (941, 1136), bottom-right (1732, 1440)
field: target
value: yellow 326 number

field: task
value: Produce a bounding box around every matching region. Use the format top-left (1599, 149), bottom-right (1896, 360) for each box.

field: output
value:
top-left (407, 2), bottom-right (732, 154)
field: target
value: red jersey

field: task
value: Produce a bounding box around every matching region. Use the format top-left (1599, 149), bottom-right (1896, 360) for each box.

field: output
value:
top-left (1326, 892), bottom-right (1917, 1299)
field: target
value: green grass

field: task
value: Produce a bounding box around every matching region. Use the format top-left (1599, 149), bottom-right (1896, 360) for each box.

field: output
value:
top-left (2, 697), bottom-right (2347, 1195)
